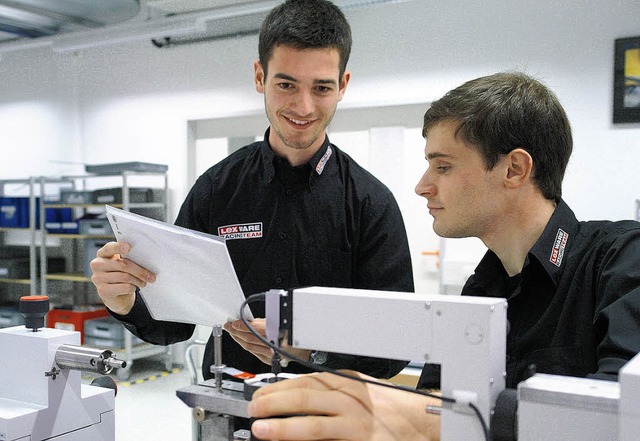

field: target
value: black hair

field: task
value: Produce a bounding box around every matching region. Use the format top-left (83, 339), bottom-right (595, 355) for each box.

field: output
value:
top-left (258, 0), bottom-right (352, 78)
top-left (423, 72), bottom-right (573, 202)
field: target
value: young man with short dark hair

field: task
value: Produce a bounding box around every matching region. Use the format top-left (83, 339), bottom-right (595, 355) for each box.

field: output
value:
top-left (247, 71), bottom-right (640, 441)
top-left (91, 0), bottom-right (413, 384)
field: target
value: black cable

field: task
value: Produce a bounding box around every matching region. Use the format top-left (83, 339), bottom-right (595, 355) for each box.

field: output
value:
top-left (470, 402), bottom-right (491, 441)
top-left (239, 292), bottom-right (491, 441)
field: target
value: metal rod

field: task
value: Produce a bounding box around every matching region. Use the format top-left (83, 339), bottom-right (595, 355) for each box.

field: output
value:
top-left (55, 344), bottom-right (126, 375)
top-left (210, 325), bottom-right (225, 390)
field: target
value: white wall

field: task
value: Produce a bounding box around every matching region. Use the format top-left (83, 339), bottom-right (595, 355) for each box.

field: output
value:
top-left (1, 0), bottom-right (639, 245)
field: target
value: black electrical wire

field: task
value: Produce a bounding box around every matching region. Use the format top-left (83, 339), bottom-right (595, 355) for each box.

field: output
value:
top-left (239, 292), bottom-right (490, 441)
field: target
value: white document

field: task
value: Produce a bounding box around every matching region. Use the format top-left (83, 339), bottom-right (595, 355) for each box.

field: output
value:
top-left (105, 206), bottom-right (253, 326)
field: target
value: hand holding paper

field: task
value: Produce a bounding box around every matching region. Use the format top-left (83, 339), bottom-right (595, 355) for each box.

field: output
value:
top-left (105, 206), bottom-right (253, 326)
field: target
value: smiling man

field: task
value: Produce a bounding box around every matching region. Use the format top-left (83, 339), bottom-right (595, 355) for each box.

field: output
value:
top-left (90, 0), bottom-right (413, 395)
top-left (258, 45), bottom-right (348, 161)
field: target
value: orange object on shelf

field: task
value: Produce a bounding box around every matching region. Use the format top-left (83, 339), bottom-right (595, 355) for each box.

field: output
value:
top-left (46, 307), bottom-right (110, 344)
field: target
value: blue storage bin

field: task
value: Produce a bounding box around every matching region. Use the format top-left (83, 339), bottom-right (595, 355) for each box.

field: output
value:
top-left (0, 197), bottom-right (40, 228)
top-left (45, 207), bottom-right (78, 234)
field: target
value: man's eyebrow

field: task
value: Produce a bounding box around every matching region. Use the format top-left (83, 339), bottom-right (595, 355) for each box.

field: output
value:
top-left (426, 152), bottom-right (454, 160)
top-left (315, 78), bottom-right (337, 85)
top-left (273, 73), bottom-right (337, 85)
top-left (274, 73), bottom-right (297, 82)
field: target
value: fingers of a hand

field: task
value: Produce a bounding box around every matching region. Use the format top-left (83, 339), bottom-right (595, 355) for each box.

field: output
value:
top-left (93, 282), bottom-right (137, 301)
top-left (249, 386), bottom-right (369, 440)
top-left (253, 372), bottom-right (365, 401)
top-left (223, 322), bottom-right (248, 339)
top-left (96, 241), bottom-right (130, 258)
top-left (251, 414), bottom-right (348, 441)
top-left (250, 387), bottom-right (347, 419)
top-left (246, 318), bottom-right (266, 333)
top-left (228, 331), bottom-right (270, 353)
top-left (227, 324), bottom-right (264, 344)
top-left (90, 253), bottom-right (155, 287)
top-left (225, 318), bottom-right (276, 365)
top-left (228, 318), bottom-right (266, 335)
top-left (227, 332), bottom-right (273, 362)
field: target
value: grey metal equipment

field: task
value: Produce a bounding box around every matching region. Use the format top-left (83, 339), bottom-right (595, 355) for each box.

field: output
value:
top-left (185, 338), bottom-right (207, 441)
top-left (178, 287), bottom-right (507, 441)
top-left (177, 378), bottom-right (250, 439)
top-left (54, 344), bottom-right (126, 375)
top-left (211, 324), bottom-right (226, 389)
top-left (176, 287), bottom-right (640, 441)
top-left (1, 295), bottom-right (126, 440)
top-left (0, 326), bottom-right (125, 440)
top-left (178, 324), bottom-right (252, 440)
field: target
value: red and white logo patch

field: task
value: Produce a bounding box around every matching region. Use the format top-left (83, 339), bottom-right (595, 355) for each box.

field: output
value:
top-left (315, 145), bottom-right (332, 175)
top-left (218, 222), bottom-right (263, 240)
top-left (549, 228), bottom-right (568, 267)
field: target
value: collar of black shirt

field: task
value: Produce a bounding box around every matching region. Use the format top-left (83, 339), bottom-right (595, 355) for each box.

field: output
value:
top-left (260, 127), bottom-right (334, 186)
top-left (464, 199), bottom-right (579, 298)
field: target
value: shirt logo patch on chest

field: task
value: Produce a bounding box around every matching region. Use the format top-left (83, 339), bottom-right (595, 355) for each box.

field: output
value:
top-left (550, 228), bottom-right (568, 267)
top-left (315, 145), bottom-right (332, 175)
top-left (218, 222), bottom-right (263, 240)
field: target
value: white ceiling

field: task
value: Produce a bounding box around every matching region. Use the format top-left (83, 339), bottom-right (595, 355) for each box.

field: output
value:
top-left (0, 0), bottom-right (266, 44)
top-left (144, 0), bottom-right (265, 16)
top-left (0, 0), bottom-right (139, 41)
top-left (0, 0), bottom-right (413, 52)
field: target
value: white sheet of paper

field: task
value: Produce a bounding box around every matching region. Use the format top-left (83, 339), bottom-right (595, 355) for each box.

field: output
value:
top-left (105, 205), bottom-right (253, 326)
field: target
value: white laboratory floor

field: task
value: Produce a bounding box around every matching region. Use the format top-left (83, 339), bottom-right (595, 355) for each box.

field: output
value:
top-left (84, 357), bottom-right (196, 441)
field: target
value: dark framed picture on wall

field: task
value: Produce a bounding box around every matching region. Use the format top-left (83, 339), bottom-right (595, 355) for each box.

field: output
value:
top-left (613, 36), bottom-right (640, 124)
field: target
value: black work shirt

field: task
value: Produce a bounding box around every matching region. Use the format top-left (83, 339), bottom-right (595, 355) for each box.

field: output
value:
top-left (114, 129), bottom-right (414, 379)
top-left (419, 200), bottom-right (640, 389)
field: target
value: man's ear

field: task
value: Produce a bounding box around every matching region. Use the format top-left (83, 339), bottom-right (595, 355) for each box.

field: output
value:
top-left (505, 148), bottom-right (533, 189)
top-left (254, 60), bottom-right (265, 94)
top-left (337, 70), bottom-right (351, 101)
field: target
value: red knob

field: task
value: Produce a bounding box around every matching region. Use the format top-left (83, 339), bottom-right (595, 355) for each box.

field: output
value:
top-left (19, 296), bottom-right (50, 331)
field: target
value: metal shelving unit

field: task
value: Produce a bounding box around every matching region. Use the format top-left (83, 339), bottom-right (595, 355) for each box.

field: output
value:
top-left (38, 170), bottom-right (171, 379)
top-left (0, 177), bottom-right (40, 297)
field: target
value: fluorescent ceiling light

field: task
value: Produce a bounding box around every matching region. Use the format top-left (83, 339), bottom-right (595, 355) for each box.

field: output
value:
top-left (50, 1), bottom-right (280, 52)
top-left (0, 4), bottom-right (58, 28)
top-left (51, 15), bottom-right (203, 52)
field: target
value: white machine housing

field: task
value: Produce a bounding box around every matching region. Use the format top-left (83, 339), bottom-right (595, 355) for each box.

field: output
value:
top-left (178, 286), bottom-right (640, 441)
top-left (516, 350), bottom-right (640, 441)
top-left (0, 326), bottom-right (115, 441)
top-left (517, 373), bottom-right (620, 440)
top-left (619, 351), bottom-right (640, 440)
top-left (285, 287), bottom-right (640, 441)
top-left (286, 286), bottom-right (508, 441)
